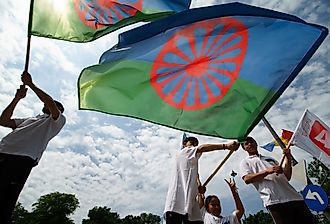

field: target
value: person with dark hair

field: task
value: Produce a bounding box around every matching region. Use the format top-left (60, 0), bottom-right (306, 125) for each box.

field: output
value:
top-left (0, 71), bottom-right (66, 224)
top-left (197, 178), bottom-right (244, 224)
top-left (240, 136), bottom-right (316, 224)
top-left (164, 136), bottom-right (240, 224)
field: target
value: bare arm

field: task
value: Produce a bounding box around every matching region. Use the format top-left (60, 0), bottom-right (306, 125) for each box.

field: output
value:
top-left (282, 147), bottom-right (293, 180)
top-left (243, 165), bottom-right (283, 184)
top-left (21, 71), bottom-right (60, 119)
top-left (197, 185), bottom-right (206, 209)
top-left (225, 178), bottom-right (244, 221)
top-left (0, 85), bottom-right (27, 128)
top-left (197, 141), bottom-right (239, 154)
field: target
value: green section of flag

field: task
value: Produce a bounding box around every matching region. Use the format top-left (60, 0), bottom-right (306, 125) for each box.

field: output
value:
top-left (29, 0), bottom-right (172, 42)
top-left (79, 60), bottom-right (274, 140)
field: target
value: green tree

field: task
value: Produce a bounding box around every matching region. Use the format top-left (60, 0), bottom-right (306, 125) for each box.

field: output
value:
top-left (30, 192), bottom-right (79, 224)
top-left (307, 158), bottom-right (330, 224)
top-left (120, 213), bottom-right (161, 224)
top-left (12, 202), bottom-right (31, 224)
top-left (307, 157), bottom-right (330, 194)
top-left (82, 206), bottom-right (121, 224)
top-left (243, 210), bottom-right (273, 224)
top-left (121, 214), bottom-right (141, 224)
top-left (140, 213), bottom-right (161, 224)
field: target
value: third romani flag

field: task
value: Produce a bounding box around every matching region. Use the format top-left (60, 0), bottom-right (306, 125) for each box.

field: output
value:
top-left (290, 109), bottom-right (330, 169)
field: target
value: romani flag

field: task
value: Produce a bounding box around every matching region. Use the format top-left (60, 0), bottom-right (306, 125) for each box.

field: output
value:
top-left (78, 3), bottom-right (328, 140)
top-left (28, 0), bottom-right (192, 42)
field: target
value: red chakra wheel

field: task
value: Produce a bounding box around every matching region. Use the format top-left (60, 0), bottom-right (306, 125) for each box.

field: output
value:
top-left (151, 17), bottom-right (248, 110)
top-left (73, 0), bottom-right (143, 28)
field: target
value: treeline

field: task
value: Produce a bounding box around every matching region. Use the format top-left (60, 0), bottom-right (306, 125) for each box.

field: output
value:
top-left (12, 192), bottom-right (161, 224)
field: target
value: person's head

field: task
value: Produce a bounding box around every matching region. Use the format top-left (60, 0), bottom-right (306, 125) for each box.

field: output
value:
top-left (182, 136), bottom-right (199, 147)
top-left (241, 136), bottom-right (258, 156)
top-left (42, 100), bottom-right (64, 114)
top-left (205, 195), bottom-right (221, 217)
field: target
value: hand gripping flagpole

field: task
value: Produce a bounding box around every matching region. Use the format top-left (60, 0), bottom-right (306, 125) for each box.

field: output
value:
top-left (261, 116), bottom-right (297, 166)
top-left (202, 149), bottom-right (235, 187)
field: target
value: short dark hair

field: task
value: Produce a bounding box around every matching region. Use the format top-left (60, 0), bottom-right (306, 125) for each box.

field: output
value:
top-left (205, 195), bottom-right (220, 212)
top-left (54, 100), bottom-right (64, 113)
top-left (183, 136), bottom-right (199, 146)
top-left (241, 136), bottom-right (257, 149)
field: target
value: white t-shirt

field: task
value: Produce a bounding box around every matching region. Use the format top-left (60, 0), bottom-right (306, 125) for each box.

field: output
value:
top-left (0, 113), bottom-right (66, 161)
top-left (201, 207), bottom-right (239, 224)
top-left (240, 154), bottom-right (303, 207)
top-left (164, 146), bottom-right (203, 221)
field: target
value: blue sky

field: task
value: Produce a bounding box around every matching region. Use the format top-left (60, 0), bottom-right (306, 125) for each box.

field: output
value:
top-left (0, 0), bottom-right (329, 223)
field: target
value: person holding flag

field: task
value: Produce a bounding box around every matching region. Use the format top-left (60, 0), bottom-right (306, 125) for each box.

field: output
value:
top-left (0, 71), bottom-right (66, 224)
top-left (240, 136), bottom-right (316, 224)
top-left (164, 136), bottom-right (239, 223)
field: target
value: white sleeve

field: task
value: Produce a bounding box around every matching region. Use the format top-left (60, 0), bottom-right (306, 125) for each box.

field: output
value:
top-left (230, 212), bottom-right (240, 224)
top-left (186, 146), bottom-right (201, 160)
top-left (52, 114), bottom-right (66, 126)
top-left (200, 206), bottom-right (206, 219)
top-left (14, 118), bottom-right (27, 127)
top-left (240, 159), bottom-right (252, 178)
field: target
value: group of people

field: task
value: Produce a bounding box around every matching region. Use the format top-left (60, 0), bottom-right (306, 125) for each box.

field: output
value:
top-left (164, 137), bottom-right (317, 224)
top-left (0, 72), bottom-right (317, 224)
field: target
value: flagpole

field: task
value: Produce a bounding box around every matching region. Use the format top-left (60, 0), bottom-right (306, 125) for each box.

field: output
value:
top-left (24, 36), bottom-right (31, 72)
top-left (202, 150), bottom-right (234, 187)
top-left (24, 0), bottom-right (34, 72)
top-left (261, 116), bottom-right (296, 166)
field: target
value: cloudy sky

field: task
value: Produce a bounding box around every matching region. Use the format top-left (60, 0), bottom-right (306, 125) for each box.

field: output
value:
top-left (0, 0), bottom-right (329, 223)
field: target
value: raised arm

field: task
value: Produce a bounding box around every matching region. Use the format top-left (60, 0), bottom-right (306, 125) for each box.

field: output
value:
top-left (225, 178), bottom-right (244, 221)
top-left (21, 71), bottom-right (60, 119)
top-left (197, 185), bottom-right (206, 209)
top-left (196, 141), bottom-right (239, 154)
top-left (282, 147), bottom-right (293, 180)
top-left (242, 165), bottom-right (283, 184)
top-left (0, 85), bottom-right (27, 129)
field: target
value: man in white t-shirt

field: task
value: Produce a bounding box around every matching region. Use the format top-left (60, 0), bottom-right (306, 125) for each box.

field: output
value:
top-left (240, 136), bottom-right (316, 224)
top-left (164, 136), bottom-right (239, 224)
top-left (0, 71), bottom-right (66, 224)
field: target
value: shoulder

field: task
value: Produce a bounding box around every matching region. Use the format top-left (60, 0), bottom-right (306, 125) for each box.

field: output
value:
top-left (240, 157), bottom-right (251, 166)
top-left (261, 155), bottom-right (278, 164)
top-left (48, 113), bottom-right (66, 126)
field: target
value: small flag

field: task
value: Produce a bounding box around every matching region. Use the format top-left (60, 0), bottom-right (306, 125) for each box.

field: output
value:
top-left (261, 129), bottom-right (294, 152)
top-left (260, 142), bottom-right (276, 152)
top-left (290, 109), bottom-right (330, 169)
top-left (29, 0), bottom-right (192, 42)
top-left (79, 3), bottom-right (328, 140)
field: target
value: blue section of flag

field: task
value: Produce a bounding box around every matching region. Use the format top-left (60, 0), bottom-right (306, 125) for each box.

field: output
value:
top-left (142, 0), bottom-right (191, 11)
top-left (101, 2), bottom-right (328, 94)
top-left (261, 141), bottom-right (276, 152)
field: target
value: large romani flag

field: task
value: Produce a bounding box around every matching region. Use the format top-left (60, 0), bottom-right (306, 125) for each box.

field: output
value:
top-left (78, 3), bottom-right (328, 140)
top-left (28, 0), bottom-right (191, 42)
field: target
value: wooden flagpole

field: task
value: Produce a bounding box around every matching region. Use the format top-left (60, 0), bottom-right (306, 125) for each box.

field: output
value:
top-left (202, 150), bottom-right (235, 187)
top-left (261, 116), bottom-right (296, 166)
